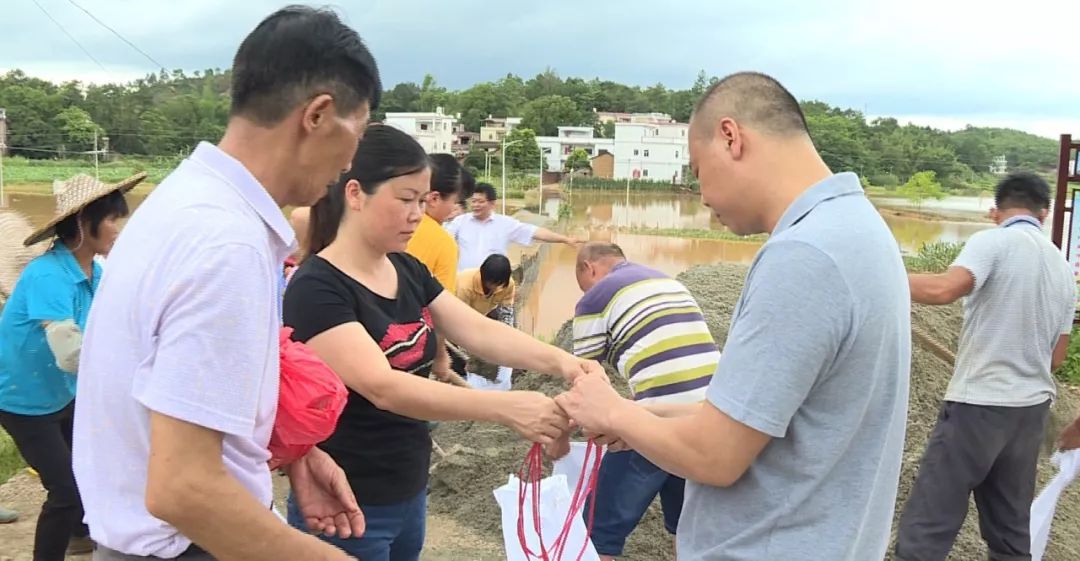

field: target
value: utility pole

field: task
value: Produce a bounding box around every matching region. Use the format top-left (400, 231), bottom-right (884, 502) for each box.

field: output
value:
top-left (0, 138), bottom-right (5, 208)
top-left (93, 130), bottom-right (99, 179)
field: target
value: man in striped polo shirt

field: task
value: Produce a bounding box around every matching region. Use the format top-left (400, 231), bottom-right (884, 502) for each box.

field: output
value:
top-left (571, 242), bottom-right (718, 560)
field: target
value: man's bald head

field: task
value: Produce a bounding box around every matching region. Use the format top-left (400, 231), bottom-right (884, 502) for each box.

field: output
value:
top-left (690, 72), bottom-right (809, 140)
top-left (575, 242), bottom-right (626, 292)
top-left (576, 242), bottom-right (626, 269)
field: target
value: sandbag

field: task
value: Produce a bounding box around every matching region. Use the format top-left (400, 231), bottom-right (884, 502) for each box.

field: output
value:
top-left (1032, 449), bottom-right (1080, 560)
top-left (552, 441), bottom-right (605, 499)
top-left (493, 474), bottom-right (600, 561)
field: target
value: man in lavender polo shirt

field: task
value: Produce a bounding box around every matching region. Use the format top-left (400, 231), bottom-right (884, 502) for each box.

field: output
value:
top-left (73, 7), bottom-right (380, 560)
top-left (571, 242), bottom-right (719, 560)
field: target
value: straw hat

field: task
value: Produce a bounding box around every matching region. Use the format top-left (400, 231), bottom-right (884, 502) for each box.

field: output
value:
top-left (0, 210), bottom-right (50, 303)
top-left (23, 172), bottom-right (147, 247)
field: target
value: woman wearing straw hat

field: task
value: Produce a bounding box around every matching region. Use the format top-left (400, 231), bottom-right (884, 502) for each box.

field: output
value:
top-left (0, 172), bottom-right (142, 560)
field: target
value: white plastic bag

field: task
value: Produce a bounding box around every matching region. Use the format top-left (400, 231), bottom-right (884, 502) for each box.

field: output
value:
top-left (466, 365), bottom-right (513, 391)
top-left (493, 473), bottom-right (600, 561)
top-left (1031, 449), bottom-right (1080, 560)
top-left (552, 441), bottom-right (605, 499)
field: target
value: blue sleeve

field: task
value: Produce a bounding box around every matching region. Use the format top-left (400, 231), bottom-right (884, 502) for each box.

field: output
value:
top-left (706, 241), bottom-right (852, 438)
top-left (22, 270), bottom-right (76, 323)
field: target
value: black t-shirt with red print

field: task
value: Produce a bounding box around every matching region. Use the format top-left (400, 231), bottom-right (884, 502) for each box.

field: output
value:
top-left (283, 252), bottom-right (443, 505)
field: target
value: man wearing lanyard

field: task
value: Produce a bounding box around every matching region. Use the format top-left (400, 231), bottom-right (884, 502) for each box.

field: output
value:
top-left (895, 172), bottom-right (1077, 561)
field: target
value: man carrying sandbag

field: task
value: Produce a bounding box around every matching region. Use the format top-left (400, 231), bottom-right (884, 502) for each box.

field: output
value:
top-left (569, 241), bottom-right (719, 560)
top-left (895, 172), bottom-right (1076, 561)
top-left (556, 72), bottom-right (911, 561)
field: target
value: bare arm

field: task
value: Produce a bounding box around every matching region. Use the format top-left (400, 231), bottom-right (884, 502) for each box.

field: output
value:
top-left (304, 320), bottom-right (568, 444)
top-left (145, 413), bottom-right (349, 561)
top-left (430, 291), bottom-right (590, 382)
top-left (532, 227), bottom-right (580, 246)
top-left (909, 267), bottom-right (974, 305)
top-left (642, 401), bottom-right (704, 418)
top-left (1053, 334), bottom-right (1071, 372)
top-left (556, 378), bottom-right (769, 487)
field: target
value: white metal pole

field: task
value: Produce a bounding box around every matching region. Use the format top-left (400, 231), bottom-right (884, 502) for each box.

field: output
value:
top-left (0, 140), bottom-right (5, 208)
top-left (93, 131), bottom-right (99, 179)
top-left (501, 138), bottom-right (507, 215)
top-left (539, 148), bottom-right (545, 210)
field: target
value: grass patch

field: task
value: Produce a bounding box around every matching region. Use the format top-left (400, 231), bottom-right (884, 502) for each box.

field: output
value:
top-left (3, 156), bottom-right (176, 185)
top-left (0, 428), bottom-right (24, 485)
top-left (903, 241), bottom-right (965, 273)
top-left (622, 227), bottom-right (767, 242)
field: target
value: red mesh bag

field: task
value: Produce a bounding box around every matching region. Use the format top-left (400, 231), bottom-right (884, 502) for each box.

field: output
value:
top-left (268, 327), bottom-right (349, 470)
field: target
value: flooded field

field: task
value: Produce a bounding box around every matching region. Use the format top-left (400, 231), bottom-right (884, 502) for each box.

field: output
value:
top-left (5, 188), bottom-right (1003, 340)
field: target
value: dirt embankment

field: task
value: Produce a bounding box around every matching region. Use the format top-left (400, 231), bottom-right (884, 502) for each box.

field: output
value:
top-left (428, 262), bottom-right (1080, 561)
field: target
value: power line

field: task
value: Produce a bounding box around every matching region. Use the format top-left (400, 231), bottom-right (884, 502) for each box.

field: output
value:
top-left (28, 0), bottom-right (108, 74)
top-left (65, 0), bottom-right (165, 70)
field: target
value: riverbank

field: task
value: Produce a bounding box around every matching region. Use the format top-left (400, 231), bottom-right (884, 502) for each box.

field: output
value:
top-left (2, 181), bottom-right (158, 197)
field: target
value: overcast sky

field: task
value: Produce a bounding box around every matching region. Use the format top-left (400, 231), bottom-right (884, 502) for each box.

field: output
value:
top-left (4, 0), bottom-right (1078, 138)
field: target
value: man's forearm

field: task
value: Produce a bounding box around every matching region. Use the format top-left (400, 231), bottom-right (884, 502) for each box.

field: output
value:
top-left (151, 467), bottom-right (347, 560)
top-left (533, 227), bottom-right (570, 244)
top-left (464, 318), bottom-right (575, 381)
top-left (606, 401), bottom-right (711, 481)
top-left (642, 401), bottom-right (703, 418)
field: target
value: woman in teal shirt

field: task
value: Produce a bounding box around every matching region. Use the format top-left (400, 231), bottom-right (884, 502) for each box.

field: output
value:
top-left (0, 173), bottom-right (142, 561)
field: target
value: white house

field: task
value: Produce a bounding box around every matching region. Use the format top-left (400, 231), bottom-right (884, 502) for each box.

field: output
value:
top-left (384, 107), bottom-right (457, 154)
top-left (479, 116), bottom-right (523, 144)
top-left (594, 111), bottom-right (675, 125)
top-left (612, 122), bottom-right (690, 183)
top-left (535, 126), bottom-right (615, 171)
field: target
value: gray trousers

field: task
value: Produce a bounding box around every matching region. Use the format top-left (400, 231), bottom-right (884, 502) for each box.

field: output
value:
top-left (894, 400), bottom-right (1050, 561)
top-left (94, 545), bottom-right (215, 561)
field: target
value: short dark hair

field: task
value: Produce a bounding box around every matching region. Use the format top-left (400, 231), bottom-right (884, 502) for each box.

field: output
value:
top-left (474, 183), bottom-right (497, 202)
top-left (691, 72), bottom-right (808, 138)
top-left (306, 125), bottom-right (429, 256)
top-left (995, 172), bottom-right (1051, 213)
top-left (230, 5), bottom-right (382, 126)
top-left (55, 190), bottom-right (129, 242)
top-left (479, 254), bottom-right (512, 288)
top-left (429, 154), bottom-right (468, 199)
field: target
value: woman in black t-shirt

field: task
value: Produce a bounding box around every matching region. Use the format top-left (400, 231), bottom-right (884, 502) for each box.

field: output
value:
top-left (282, 125), bottom-right (603, 561)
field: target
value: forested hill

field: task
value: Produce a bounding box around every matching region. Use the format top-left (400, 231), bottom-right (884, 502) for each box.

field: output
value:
top-left (0, 68), bottom-right (1058, 190)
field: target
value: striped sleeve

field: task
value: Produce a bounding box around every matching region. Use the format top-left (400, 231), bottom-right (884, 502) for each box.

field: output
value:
top-left (572, 313), bottom-right (608, 360)
top-left (608, 279), bottom-right (718, 404)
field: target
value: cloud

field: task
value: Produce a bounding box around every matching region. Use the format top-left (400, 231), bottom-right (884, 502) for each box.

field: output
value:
top-left (2, 0), bottom-right (1078, 137)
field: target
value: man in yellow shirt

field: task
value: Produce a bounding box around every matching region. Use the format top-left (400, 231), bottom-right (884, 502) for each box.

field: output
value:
top-left (456, 254), bottom-right (516, 318)
top-left (455, 254), bottom-right (517, 389)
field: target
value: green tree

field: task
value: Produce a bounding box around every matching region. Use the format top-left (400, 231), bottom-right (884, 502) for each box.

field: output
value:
top-left (565, 148), bottom-right (591, 172)
top-left (898, 171), bottom-right (947, 208)
top-left (503, 127), bottom-right (541, 172)
top-left (53, 106), bottom-right (103, 153)
top-left (451, 82), bottom-right (509, 132)
top-left (520, 95), bottom-right (587, 136)
top-left (418, 74), bottom-right (450, 112)
top-left (137, 109), bottom-right (177, 155)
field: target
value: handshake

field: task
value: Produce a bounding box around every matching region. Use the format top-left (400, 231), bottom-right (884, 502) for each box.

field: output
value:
top-left (497, 358), bottom-right (632, 458)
